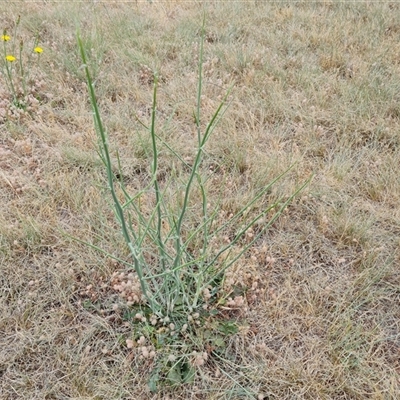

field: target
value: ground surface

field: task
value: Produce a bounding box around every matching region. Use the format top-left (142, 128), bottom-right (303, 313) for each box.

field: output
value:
top-left (0, 2), bottom-right (399, 399)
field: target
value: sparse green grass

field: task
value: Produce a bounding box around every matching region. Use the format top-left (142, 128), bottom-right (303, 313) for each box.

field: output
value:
top-left (1, 2), bottom-right (399, 399)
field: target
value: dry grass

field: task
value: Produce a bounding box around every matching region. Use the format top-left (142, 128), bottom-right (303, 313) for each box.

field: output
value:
top-left (1, 1), bottom-right (399, 399)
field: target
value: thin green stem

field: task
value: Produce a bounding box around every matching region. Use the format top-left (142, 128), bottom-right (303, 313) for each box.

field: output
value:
top-left (4, 61), bottom-right (17, 104)
top-left (12, 16), bottom-right (20, 56)
top-left (150, 74), bottom-right (167, 274)
top-left (202, 176), bottom-right (312, 290)
top-left (78, 33), bottom-right (157, 312)
top-left (172, 66), bottom-right (229, 276)
top-left (19, 40), bottom-right (27, 105)
top-left (195, 17), bottom-right (205, 146)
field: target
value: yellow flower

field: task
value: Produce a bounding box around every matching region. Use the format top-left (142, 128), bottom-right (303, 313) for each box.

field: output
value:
top-left (5, 55), bottom-right (16, 62)
top-left (34, 46), bottom-right (43, 54)
top-left (1, 34), bottom-right (10, 41)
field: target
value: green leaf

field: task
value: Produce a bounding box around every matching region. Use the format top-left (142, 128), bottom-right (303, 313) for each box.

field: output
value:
top-left (181, 362), bottom-right (195, 384)
top-left (212, 336), bottom-right (226, 348)
top-left (218, 321), bottom-right (238, 335)
top-left (166, 365), bottom-right (182, 386)
top-left (82, 300), bottom-right (95, 310)
top-left (148, 368), bottom-right (159, 393)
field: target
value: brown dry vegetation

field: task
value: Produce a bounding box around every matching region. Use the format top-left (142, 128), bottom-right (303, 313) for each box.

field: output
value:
top-left (1, 1), bottom-right (399, 399)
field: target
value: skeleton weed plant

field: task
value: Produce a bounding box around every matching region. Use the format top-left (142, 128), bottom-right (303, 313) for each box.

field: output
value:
top-left (78, 27), bottom-right (309, 390)
top-left (1, 16), bottom-right (44, 112)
